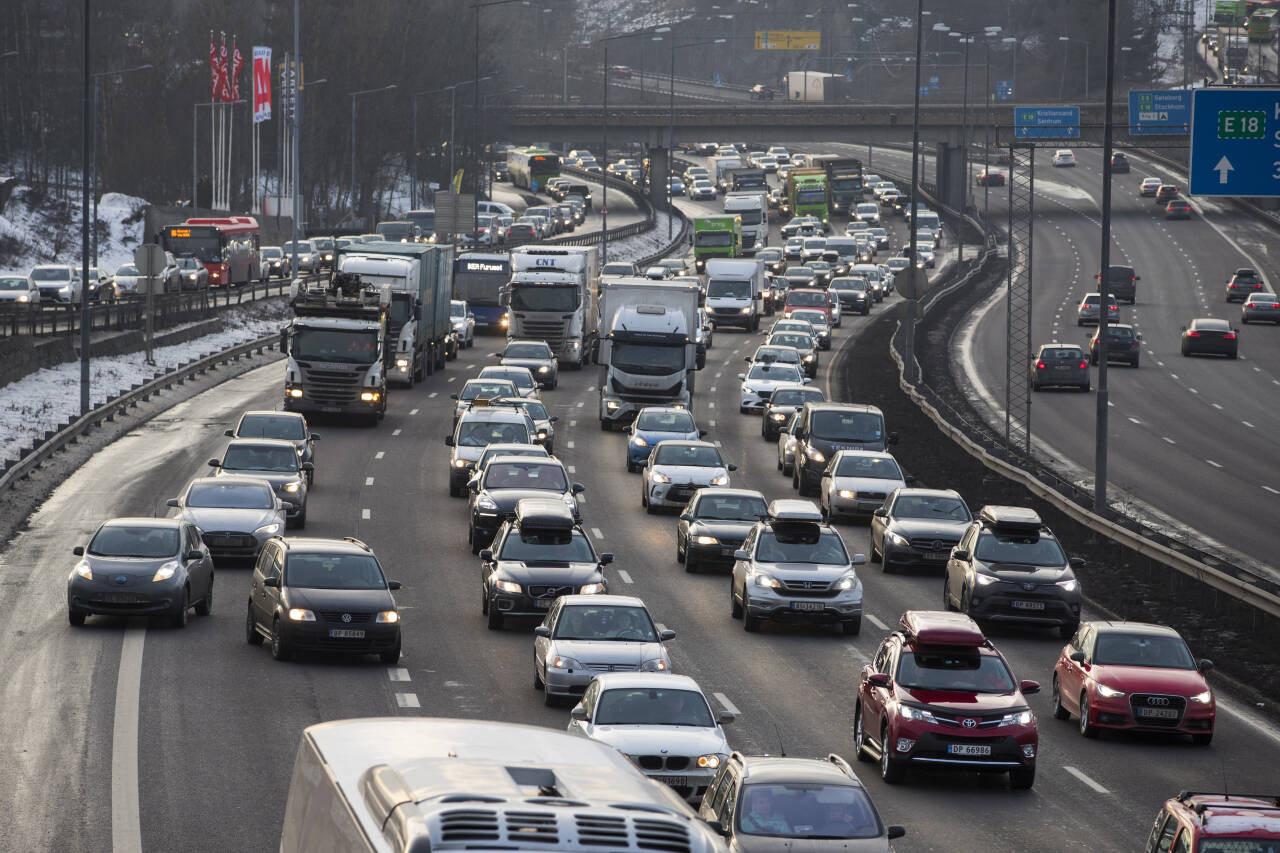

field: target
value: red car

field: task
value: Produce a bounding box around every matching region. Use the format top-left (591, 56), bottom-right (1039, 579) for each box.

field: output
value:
top-left (782, 288), bottom-right (834, 321)
top-left (1145, 791), bottom-right (1280, 851)
top-left (1052, 620), bottom-right (1215, 744)
top-left (854, 610), bottom-right (1040, 789)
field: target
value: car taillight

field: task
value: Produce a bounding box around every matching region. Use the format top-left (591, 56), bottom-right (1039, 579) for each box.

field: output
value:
top-left (1224, 333), bottom-right (1236, 340)
top-left (1079, 361), bottom-right (1088, 369)
top-left (1036, 361), bottom-right (1046, 369)
top-left (1187, 331), bottom-right (1201, 337)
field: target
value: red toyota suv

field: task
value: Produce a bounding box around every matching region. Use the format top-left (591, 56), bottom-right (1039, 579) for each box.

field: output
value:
top-left (1145, 791), bottom-right (1280, 851)
top-left (854, 610), bottom-right (1040, 789)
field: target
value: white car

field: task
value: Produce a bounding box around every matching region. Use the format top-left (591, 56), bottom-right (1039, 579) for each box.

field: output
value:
top-left (450, 299), bottom-right (475, 348)
top-left (854, 203), bottom-right (881, 225)
top-left (0, 272), bottom-right (40, 304)
top-left (568, 672), bottom-right (733, 804)
top-left (767, 146), bottom-right (791, 164)
top-left (747, 344), bottom-right (802, 369)
top-left (534, 594), bottom-right (675, 706)
top-left (819, 449), bottom-right (908, 521)
top-left (755, 154), bottom-right (780, 173)
top-left (689, 180), bottom-right (717, 201)
top-left (30, 264), bottom-right (83, 304)
top-left (476, 365), bottom-right (540, 398)
top-left (739, 361), bottom-right (808, 414)
top-left (871, 180), bottom-right (898, 199)
top-left (641, 440), bottom-right (736, 512)
top-left (1052, 149), bottom-right (1077, 167)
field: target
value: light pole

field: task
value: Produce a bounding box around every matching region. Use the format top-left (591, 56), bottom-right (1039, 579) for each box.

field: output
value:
top-left (348, 83), bottom-right (397, 224)
top-left (903, 0), bottom-right (926, 380)
top-left (1059, 36), bottom-right (1090, 99)
top-left (0, 51), bottom-right (16, 170)
top-left (1003, 36), bottom-right (1019, 102)
top-left (1119, 45), bottom-right (1132, 82)
top-left (1095, 0), bottom-right (1120, 515)
top-left (413, 77), bottom-right (490, 209)
top-left (563, 40), bottom-right (590, 103)
top-left (948, 27), bottom-right (1000, 227)
top-left (89, 63), bottom-right (153, 265)
top-left (664, 35), bottom-right (727, 238)
top-left (473, 0), bottom-right (531, 221)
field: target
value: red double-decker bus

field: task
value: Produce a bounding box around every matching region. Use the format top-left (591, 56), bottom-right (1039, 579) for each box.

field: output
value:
top-left (159, 216), bottom-right (263, 287)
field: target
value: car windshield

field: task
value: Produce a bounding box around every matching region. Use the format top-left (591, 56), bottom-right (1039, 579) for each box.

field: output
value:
top-left (769, 335), bottom-right (813, 351)
top-left (834, 455), bottom-right (902, 479)
top-left (653, 444), bottom-right (723, 467)
top-left (504, 343), bottom-right (551, 359)
top-left (284, 554), bottom-right (386, 589)
top-left (974, 532), bottom-right (1067, 567)
top-left (892, 495), bottom-right (970, 521)
top-left (811, 411), bottom-right (884, 442)
top-left (771, 388), bottom-right (824, 407)
top-left (748, 364), bottom-right (802, 383)
top-left (458, 420), bottom-right (530, 447)
top-left (88, 525), bottom-right (180, 558)
top-left (451, 302), bottom-right (467, 318)
top-left (116, 265), bottom-right (140, 276)
top-left (788, 292), bottom-right (827, 307)
top-left (462, 381), bottom-right (516, 401)
top-left (636, 411), bottom-right (695, 432)
top-left (483, 462), bottom-right (567, 491)
top-left (755, 348), bottom-right (798, 363)
top-left (186, 482), bottom-right (275, 509)
top-left (508, 284), bottom-right (580, 312)
top-left (0, 277), bottom-right (28, 290)
top-left (517, 400), bottom-right (549, 421)
top-left (757, 250), bottom-right (781, 262)
top-left (292, 329), bottom-right (380, 364)
top-left (482, 369), bottom-right (534, 390)
top-left (897, 651), bottom-right (1016, 693)
top-left (693, 494), bottom-right (767, 521)
top-left (1093, 633), bottom-right (1197, 669)
top-left (500, 529), bottom-right (596, 562)
top-left (756, 528), bottom-right (849, 564)
top-left (177, 258), bottom-right (201, 270)
top-left (32, 268), bottom-right (71, 282)
top-left (262, 248), bottom-right (282, 259)
top-left (612, 341), bottom-right (686, 376)
top-left (736, 784), bottom-right (882, 840)
top-left (1041, 348), bottom-right (1085, 361)
top-left (237, 414), bottom-right (306, 440)
top-left (554, 604), bottom-right (657, 641)
top-left (222, 445), bottom-right (298, 472)
top-left (594, 688), bottom-right (714, 726)
top-left (707, 278), bottom-right (751, 299)
top-left (792, 311), bottom-right (827, 327)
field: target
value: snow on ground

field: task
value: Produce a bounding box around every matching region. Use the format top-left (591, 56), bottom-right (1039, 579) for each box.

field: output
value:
top-left (0, 298), bottom-right (291, 466)
top-left (0, 185), bottom-right (146, 275)
top-left (606, 210), bottom-right (685, 263)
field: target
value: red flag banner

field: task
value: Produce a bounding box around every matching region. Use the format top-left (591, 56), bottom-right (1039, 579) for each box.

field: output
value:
top-left (209, 33), bottom-right (218, 100)
top-left (217, 34), bottom-right (232, 102)
top-left (231, 38), bottom-right (244, 101)
top-left (252, 46), bottom-right (272, 123)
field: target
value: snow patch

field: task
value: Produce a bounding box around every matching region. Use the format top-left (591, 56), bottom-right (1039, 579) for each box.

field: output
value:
top-left (0, 185), bottom-right (147, 276)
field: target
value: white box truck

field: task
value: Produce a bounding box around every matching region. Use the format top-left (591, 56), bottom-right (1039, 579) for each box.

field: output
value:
top-left (507, 245), bottom-right (600, 368)
top-left (704, 258), bottom-right (766, 330)
top-left (723, 191), bottom-right (768, 254)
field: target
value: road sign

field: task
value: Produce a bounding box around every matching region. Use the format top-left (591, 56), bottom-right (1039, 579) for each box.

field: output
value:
top-left (754, 30), bottom-right (821, 50)
top-left (1014, 106), bottom-right (1080, 139)
top-left (134, 243), bottom-right (165, 276)
top-left (1128, 89), bottom-right (1190, 135)
top-left (996, 81), bottom-right (1014, 102)
top-left (1189, 87), bottom-right (1280, 196)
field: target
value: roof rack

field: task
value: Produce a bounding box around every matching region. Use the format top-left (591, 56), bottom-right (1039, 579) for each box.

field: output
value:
top-left (826, 754), bottom-right (855, 779)
top-left (342, 537), bottom-right (371, 552)
top-left (898, 610), bottom-right (986, 648)
top-left (515, 498), bottom-right (576, 531)
top-left (766, 499), bottom-right (823, 524)
top-left (979, 505), bottom-right (1042, 534)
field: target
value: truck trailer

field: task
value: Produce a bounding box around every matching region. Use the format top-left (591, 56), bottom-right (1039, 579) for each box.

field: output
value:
top-left (507, 245), bottom-right (600, 369)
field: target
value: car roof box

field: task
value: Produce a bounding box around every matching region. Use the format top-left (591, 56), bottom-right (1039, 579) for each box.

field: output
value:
top-left (515, 498), bottom-right (575, 531)
top-left (899, 610), bottom-right (985, 647)
top-left (979, 505), bottom-right (1041, 533)
top-left (767, 499), bottom-right (823, 524)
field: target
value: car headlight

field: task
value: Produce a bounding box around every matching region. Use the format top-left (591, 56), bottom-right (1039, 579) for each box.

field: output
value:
top-left (493, 579), bottom-right (522, 594)
top-left (360, 391), bottom-right (380, 402)
top-left (605, 399), bottom-right (620, 411)
top-left (803, 353), bottom-right (815, 363)
top-left (885, 531), bottom-right (908, 547)
top-left (552, 655), bottom-right (583, 669)
top-left (640, 658), bottom-right (670, 672)
top-left (1190, 690), bottom-right (1213, 704)
top-left (833, 572), bottom-right (859, 590)
top-left (770, 412), bottom-right (788, 421)
top-left (1056, 579), bottom-right (1079, 592)
top-left (975, 573), bottom-right (998, 586)
top-left (254, 523), bottom-right (281, 536)
top-left (287, 388), bottom-right (303, 398)
top-left (376, 610), bottom-right (399, 623)
top-left (537, 430), bottom-right (548, 439)
top-left (696, 754), bottom-right (722, 769)
top-left (283, 482), bottom-right (301, 494)
top-left (650, 472), bottom-right (671, 484)
top-left (187, 273), bottom-right (198, 280)
top-left (837, 489), bottom-right (856, 499)
top-left (396, 358), bottom-right (410, 369)
top-left (74, 560), bottom-right (93, 580)
top-left (288, 608), bottom-right (316, 622)
top-left (753, 573), bottom-right (780, 589)
top-left (901, 706), bottom-right (938, 724)
top-left (17, 294), bottom-right (28, 302)
top-left (536, 365), bottom-right (550, 374)
top-left (996, 709), bottom-right (1035, 726)
top-left (151, 560), bottom-right (180, 582)
top-left (1096, 683), bottom-right (1126, 699)
top-left (740, 306), bottom-right (753, 314)
top-left (579, 582), bottom-right (606, 594)
top-left (694, 535), bottom-right (719, 546)
top-left (476, 496), bottom-right (499, 511)
top-left (804, 447), bottom-right (825, 463)
top-left (631, 436), bottom-right (649, 447)
top-left (710, 474), bottom-right (730, 486)
top-left (453, 458), bottom-right (471, 468)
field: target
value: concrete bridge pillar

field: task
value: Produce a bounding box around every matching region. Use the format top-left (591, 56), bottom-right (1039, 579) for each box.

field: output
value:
top-left (645, 144), bottom-right (671, 212)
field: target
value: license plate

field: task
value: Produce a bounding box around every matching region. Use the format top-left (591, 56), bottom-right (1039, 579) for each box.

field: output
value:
top-left (926, 551), bottom-right (951, 561)
top-left (791, 601), bottom-right (825, 612)
top-left (328, 629), bottom-right (365, 639)
top-left (1011, 600), bottom-right (1046, 610)
top-left (103, 593), bottom-right (138, 604)
top-left (947, 743), bottom-right (992, 756)
top-left (321, 406), bottom-right (341, 413)
top-left (1137, 707), bottom-right (1180, 719)
top-left (655, 775), bottom-right (687, 787)
top-left (534, 599), bottom-right (553, 609)
top-left (1053, 365), bottom-right (1071, 371)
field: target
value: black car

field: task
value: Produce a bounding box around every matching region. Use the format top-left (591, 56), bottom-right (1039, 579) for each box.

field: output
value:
top-left (829, 277), bottom-right (873, 316)
top-left (677, 489), bottom-right (768, 573)
top-left (1110, 152), bottom-right (1130, 173)
top-left (870, 488), bottom-right (972, 573)
top-left (1180, 317), bottom-right (1238, 358)
top-left (791, 403), bottom-right (896, 497)
top-left (1225, 268), bottom-right (1266, 302)
top-left (467, 456), bottom-right (583, 552)
top-left (755, 247), bottom-right (787, 277)
top-left (1089, 323), bottom-right (1142, 367)
top-left (761, 385), bottom-right (826, 441)
top-left (480, 499), bottom-right (612, 630)
top-left (245, 536), bottom-right (402, 663)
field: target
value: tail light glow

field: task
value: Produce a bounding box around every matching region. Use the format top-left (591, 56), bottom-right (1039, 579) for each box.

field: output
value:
top-left (1224, 333), bottom-right (1236, 340)
top-left (1187, 331), bottom-right (1201, 337)
top-left (1036, 361), bottom-right (1046, 369)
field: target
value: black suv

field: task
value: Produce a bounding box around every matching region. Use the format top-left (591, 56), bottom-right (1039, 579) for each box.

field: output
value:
top-left (943, 506), bottom-right (1084, 638)
top-left (699, 752), bottom-right (904, 850)
top-left (246, 536), bottom-right (403, 663)
top-left (1096, 265), bottom-right (1139, 305)
top-left (791, 403), bottom-right (896, 496)
top-left (1110, 152), bottom-right (1130, 173)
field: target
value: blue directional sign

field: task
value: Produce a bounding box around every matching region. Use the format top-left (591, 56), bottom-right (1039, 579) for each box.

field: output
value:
top-left (995, 81), bottom-right (1014, 102)
top-left (1128, 90), bottom-right (1191, 135)
top-left (1014, 106), bottom-right (1080, 139)
top-left (1189, 87), bottom-right (1280, 196)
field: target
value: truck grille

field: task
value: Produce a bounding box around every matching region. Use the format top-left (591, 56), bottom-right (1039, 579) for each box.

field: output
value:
top-left (513, 316), bottom-right (569, 356)
top-left (435, 808), bottom-right (691, 853)
top-left (297, 363), bottom-right (365, 406)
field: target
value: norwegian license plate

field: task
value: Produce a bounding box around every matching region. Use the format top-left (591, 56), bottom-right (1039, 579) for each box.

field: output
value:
top-left (1137, 707), bottom-right (1180, 719)
top-left (534, 599), bottom-right (553, 609)
top-left (321, 406), bottom-right (341, 413)
top-left (947, 743), bottom-right (992, 756)
top-left (926, 551), bottom-right (950, 561)
top-left (656, 775), bottom-right (687, 787)
top-left (328, 629), bottom-right (365, 639)
top-left (103, 593), bottom-right (138, 604)
top-left (791, 601), bottom-right (825, 612)
top-left (1011, 600), bottom-right (1046, 610)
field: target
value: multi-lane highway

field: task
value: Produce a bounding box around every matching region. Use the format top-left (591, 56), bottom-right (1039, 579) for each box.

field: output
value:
top-left (3, 159), bottom-right (1279, 853)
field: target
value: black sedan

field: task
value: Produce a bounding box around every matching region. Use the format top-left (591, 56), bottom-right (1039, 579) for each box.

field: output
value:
top-left (676, 489), bottom-right (768, 574)
top-left (830, 278), bottom-right (873, 316)
top-left (1181, 317), bottom-right (1238, 358)
top-left (467, 456), bottom-right (583, 552)
top-left (68, 517), bottom-right (214, 627)
top-left (870, 488), bottom-right (972, 573)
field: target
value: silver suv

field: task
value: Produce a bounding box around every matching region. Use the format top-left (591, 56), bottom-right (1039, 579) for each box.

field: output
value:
top-left (445, 403), bottom-right (536, 496)
top-left (731, 499), bottom-right (867, 635)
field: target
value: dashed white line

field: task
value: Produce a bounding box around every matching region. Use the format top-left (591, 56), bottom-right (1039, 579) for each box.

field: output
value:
top-left (1243, 421), bottom-right (1256, 429)
top-left (709, 419), bottom-right (717, 428)
top-left (409, 408), bottom-right (419, 416)
top-left (362, 508), bottom-right (372, 520)
top-left (1206, 459), bottom-right (1223, 469)
top-left (395, 693), bottom-right (421, 709)
top-left (587, 385), bottom-right (596, 392)
top-left (576, 401), bottom-right (585, 408)
top-left (568, 465), bottom-right (577, 474)
top-left (1187, 388), bottom-right (1198, 395)
top-left (569, 419), bottom-right (578, 427)
top-left (392, 428), bottom-right (402, 436)
top-left (617, 569), bottom-right (634, 584)
top-left (591, 527), bottom-right (604, 540)
top-left (388, 667), bottom-right (411, 682)
top-left (375, 451), bottom-right (385, 460)
top-left (866, 613), bottom-right (888, 631)
top-left (365, 477), bottom-right (375, 486)
top-left (1212, 403), bottom-right (1223, 410)
top-left (111, 624), bottom-right (145, 853)
top-left (428, 392), bottom-right (438, 398)
top-left (567, 440), bottom-right (576, 449)
top-left (1162, 436), bottom-right (1177, 445)
top-left (1264, 486), bottom-right (1280, 495)
top-left (713, 692), bottom-right (742, 716)
top-left (448, 376), bottom-right (457, 382)
top-left (1127, 417), bottom-right (1141, 425)
top-left (1063, 765), bottom-right (1110, 794)
top-left (714, 440), bottom-right (723, 447)
top-left (708, 401), bottom-right (716, 409)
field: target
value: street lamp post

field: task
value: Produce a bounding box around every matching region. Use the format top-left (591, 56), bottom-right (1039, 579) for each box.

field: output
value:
top-left (348, 83), bottom-right (397, 224)
top-left (1059, 36), bottom-right (1090, 99)
top-left (948, 27), bottom-right (1000, 235)
top-left (413, 77), bottom-right (492, 208)
top-left (473, 0), bottom-right (531, 221)
top-left (89, 63), bottom-right (152, 265)
top-left (665, 35), bottom-right (727, 238)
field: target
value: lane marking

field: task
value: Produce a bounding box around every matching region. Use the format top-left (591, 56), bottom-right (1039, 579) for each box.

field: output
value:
top-left (708, 401), bottom-right (716, 409)
top-left (428, 392), bottom-right (438, 398)
top-left (111, 623), bottom-right (145, 853)
top-left (569, 419), bottom-right (578, 427)
top-left (591, 527), bottom-right (604, 540)
top-left (395, 693), bottom-right (421, 709)
top-left (587, 385), bottom-right (596, 392)
top-left (567, 440), bottom-right (575, 449)
top-left (568, 465), bottom-right (577, 474)
top-left (365, 477), bottom-right (375, 486)
top-left (409, 408), bottom-right (419, 415)
top-left (1243, 421), bottom-right (1256, 429)
top-left (388, 668), bottom-right (411, 682)
top-left (392, 428), bottom-right (402, 436)
top-left (362, 508), bottom-right (372, 520)
top-left (449, 376), bottom-right (457, 382)
top-left (375, 451), bottom-right (385, 460)
top-left (865, 613), bottom-right (888, 631)
top-left (709, 419), bottom-right (717, 428)
top-left (617, 569), bottom-right (634, 584)
top-left (1162, 436), bottom-right (1177, 445)
top-left (576, 401), bottom-right (584, 408)
top-left (1127, 417), bottom-right (1141, 425)
top-left (1206, 460), bottom-right (1223, 469)
top-left (1264, 485), bottom-right (1280, 495)
top-left (1063, 765), bottom-right (1110, 794)
top-left (1211, 403), bottom-right (1223, 410)
top-left (713, 692), bottom-right (742, 716)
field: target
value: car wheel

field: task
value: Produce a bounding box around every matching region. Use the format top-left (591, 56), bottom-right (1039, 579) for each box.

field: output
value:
top-left (68, 607), bottom-right (86, 627)
top-left (882, 550), bottom-right (896, 574)
top-left (739, 405), bottom-right (749, 414)
top-left (171, 587), bottom-right (190, 629)
top-left (1081, 382), bottom-right (1091, 392)
top-left (486, 605), bottom-right (504, 631)
top-left (880, 723), bottom-right (906, 783)
top-left (246, 602), bottom-right (264, 645)
top-left (1192, 732), bottom-right (1214, 746)
top-left (533, 658), bottom-right (544, 689)
top-left (626, 459), bottom-right (638, 474)
top-left (960, 586), bottom-right (973, 617)
top-left (271, 617), bottom-right (292, 661)
top-left (1181, 344), bottom-right (1190, 356)
top-left (870, 542), bottom-right (881, 563)
top-left (731, 580), bottom-right (743, 618)
top-left (676, 534), bottom-right (686, 564)
top-left (1079, 693), bottom-right (1100, 738)
top-left (1131, 358), bottom-right (1140, 368)
top-left (792, 465), bottom-right (801, 491)
top-left (380, 641), bottom-right (401, 664)
top-left (841, 616), bottom-right (861, 636)
top-left (1090, 354), bottom-right (1098, 366)
top-left (306, 467), bottom-right (314, 487)
top-left (854, 705), bottom-right (874, 762)
top-left (1051, 676), bottom-right (1071, 720)
top-left (194, 579), bottom-right (212, 616)
top-left (1009, 766), bottom-right (1036, 790)
top-left (742, 591), bottom-right (761, 632)
top-left (942, 576), bottom-right (954, 610)
top-left (1229, 350), bottom-right (1238, 359)
top-left (470, 527), bottom-right (483, 555)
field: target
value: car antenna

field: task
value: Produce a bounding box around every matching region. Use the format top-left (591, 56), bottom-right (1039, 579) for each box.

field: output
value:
top-left (772, 720), bottom-right (787, 757)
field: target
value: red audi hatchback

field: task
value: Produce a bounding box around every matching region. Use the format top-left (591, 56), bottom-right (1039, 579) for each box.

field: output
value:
top-left (1052, 621), bottom-right (1215, 744)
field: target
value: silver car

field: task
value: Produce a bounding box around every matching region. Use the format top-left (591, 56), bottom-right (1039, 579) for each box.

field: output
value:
top-left (534, 594), bottom-right (675, 705)
top-left (224, 410), bottom-right (319, 485)
top-left (0, 272), bottom-right (41, 304)
top-left (282, 240), bottom-right (318, 272)
top-left (819, 449), bottom-right (909, 521)
top-left (111, 263), bottom-right (144, 296)
top-left (451, 299), bottom-right (476, 347)
top-left (30, 263), bottom-right (82, 304)
top-left (497, 339), bottom-right (558, 390)
top-left (168, 476), bottom-right (287, 564)
top-left (208, 438), bottom-right (311, 528)
top-left (477, 364), bottom-right (540, 398)
top-left (641, 440), bottom-right (737, 513)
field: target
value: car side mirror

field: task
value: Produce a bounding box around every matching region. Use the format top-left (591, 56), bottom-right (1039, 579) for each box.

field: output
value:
top-left (1069, 556), bottom-right (1086, 568)
top-left (888, 826), bottom-right (906, 840)
top-left (705, 820), bottom-right (728, 838)
top-left (951, 548), bottom-right (969, 561)
top-left (263, 576), bottom-right (280, 588)
top-left (802, 377), bottom-right (811, 384)
top-left (571, 483), bottom-right (585, 495)
top-left (599, 553), bottom-right (614, 566)
top-left (489, 351), bottom-right (501, 358)
top-left (207, 458), bottom-right (221, 468)
top-left (727, 463), bottom-right (738, 472)
top-left (716, 711), bottom-right (736, 725)
top-left (873, 507), bottom-right (888, 517)
top-left (867, 673), bottom-right (890, 689)
top-left (1199, 659), bottom-right (1214, 672)
top-left (387, 581), bottom-right (402, 591)
top-left (659, 629), bottom-right (676, 641)
top-left (569, 705), bottom-right (589, 721)
top-left (743, 357), bottom-right (751, 363)
top-left (186, 549), bottom-right (204, 561)
top-left (479, 549), bottom-right (494, 562)
top-left (698, 429), bottom-right (708, 438)
top-left (445, 436), bottom-right (455, 446)
top-left (737, 373), bottom-right (746, 380)
top-left (73, 546), bottom-right (85, 556)
top-left (1020, 679), bottom-right (1041, 695)
top-left (301, 462), bottom-right (314, 472)
top-left (550, 416), bottom-right (560, 423)
top-left (888, 431), bottom-right (900, 446)
top-left (310, 433), bottom-right (321, 441)
top-left (468, 480), bottom-right (479, 493)
top-left (733, 549), bottom-right (749, 561)
top-left (450, 394), bottom-right (459, 401)
top-left (852, 553), bottom-right (867, 565)
top-left (1070, 650), bottom-right (1086, 663)
top-left (223, 428), bottom-right (235, 437)
top-left (534, 626), bottom-right (551, 638)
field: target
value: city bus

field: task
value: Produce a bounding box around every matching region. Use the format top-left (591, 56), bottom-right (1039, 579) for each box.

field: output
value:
top-left (453, 252), bottom-right (511, 330)
top-left (159, 216), bottom-right (262, 287)
top-left (1249, 7), bottom-right (1277, 38)
top-left (507, 146), bottom-right (560, 193)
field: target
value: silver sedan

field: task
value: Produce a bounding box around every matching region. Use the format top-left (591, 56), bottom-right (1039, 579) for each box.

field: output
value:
top-left (168, 476), bottom-right (287, 565)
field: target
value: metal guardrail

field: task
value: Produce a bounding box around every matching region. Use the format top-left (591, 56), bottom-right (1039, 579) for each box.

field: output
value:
top-left (542, 166), bottom-right (657, 248)
top-left (0, 334), bottom-right (280, 487)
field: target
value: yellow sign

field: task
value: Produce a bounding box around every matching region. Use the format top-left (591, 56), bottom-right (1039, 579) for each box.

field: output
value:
top-left (169, 228), bottom-right (191, 237)
top-left (755, 30), bottom-right (821, 50)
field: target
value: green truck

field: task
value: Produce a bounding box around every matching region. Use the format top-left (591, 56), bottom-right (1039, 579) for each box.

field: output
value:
top-left (784, 168), bottom-right (830, 228)
top-left (693, 215), bottom-right (743, 273)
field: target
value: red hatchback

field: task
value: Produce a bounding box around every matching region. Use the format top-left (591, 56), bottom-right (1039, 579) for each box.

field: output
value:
top-left (854, 611), bottom-right (1040, 789)
top-left (1052, 621), bottom-right (1215, 744)
top-left (783, 288), bottom-right (833, 321)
